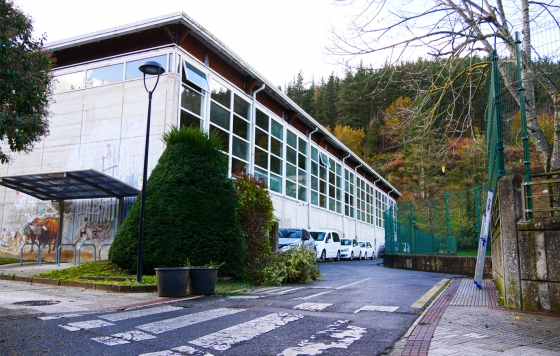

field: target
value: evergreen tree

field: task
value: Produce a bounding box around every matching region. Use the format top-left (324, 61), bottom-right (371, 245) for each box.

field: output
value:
top-left (109, 126), bottom-right (245, 275)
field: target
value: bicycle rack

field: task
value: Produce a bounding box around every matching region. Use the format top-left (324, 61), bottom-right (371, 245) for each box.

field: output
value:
top-left (78, 244), bottom-right (96, 265)
top-left (37, 243), bottom-right (49, 266)
top-left (98, 243), bottom-right (112, 261)
top-left (20, 242), bottom-right (40, 265)
top-left (57, 244), bottom-right (77, 266)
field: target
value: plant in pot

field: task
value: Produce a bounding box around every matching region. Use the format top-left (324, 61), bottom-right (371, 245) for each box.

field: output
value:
top-left (188, 261), bottom-right (223, 295)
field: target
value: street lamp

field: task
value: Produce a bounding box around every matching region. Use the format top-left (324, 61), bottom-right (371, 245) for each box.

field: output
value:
top-left (137, 61), bottom-right (165, 283)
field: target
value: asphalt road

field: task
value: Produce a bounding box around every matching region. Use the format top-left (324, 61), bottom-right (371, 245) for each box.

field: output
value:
top-left (0, 259), bottom-right (454, 356)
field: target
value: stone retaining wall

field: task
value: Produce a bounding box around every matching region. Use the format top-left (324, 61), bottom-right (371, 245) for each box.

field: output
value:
top-left (383, 254), bottom-right (493, 278)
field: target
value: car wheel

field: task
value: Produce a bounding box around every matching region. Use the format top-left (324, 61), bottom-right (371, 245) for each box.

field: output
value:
top-left (350, 252), bottom-right (354, 261)
top-left (359, 252), bottom-right (362, 260)
top-left (320, 250), bottom-right (326, 263)
top-left (364, 253), bottom-right (367, 260)
top-left (371, 253), bottom-right (375, 260)
top-left (336, 251), bottom-right (340, 262)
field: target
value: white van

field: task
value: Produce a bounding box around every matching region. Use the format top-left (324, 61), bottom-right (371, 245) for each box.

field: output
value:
top-left (309, 230), bottom-right (342, 262)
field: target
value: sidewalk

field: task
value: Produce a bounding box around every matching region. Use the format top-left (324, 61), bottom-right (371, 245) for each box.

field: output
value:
top-left (397, 279), bottom-right (560, 356)
top-left (0, 262), bottom-right (172, 320)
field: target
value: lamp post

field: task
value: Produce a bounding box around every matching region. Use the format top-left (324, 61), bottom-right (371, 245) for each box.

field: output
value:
top-left (137, 61), bottom-right (165, 283)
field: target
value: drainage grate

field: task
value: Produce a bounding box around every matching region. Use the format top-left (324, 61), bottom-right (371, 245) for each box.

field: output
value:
top-left (12, 300), bottom-right (61, 306)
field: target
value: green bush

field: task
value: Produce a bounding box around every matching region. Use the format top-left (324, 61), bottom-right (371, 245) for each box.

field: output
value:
top-left (109, 126), bottom-right (245, 276)
top-left (233, 173), bottom-right (275, 264)
top-left (246, 247), bottom-right (320, 286)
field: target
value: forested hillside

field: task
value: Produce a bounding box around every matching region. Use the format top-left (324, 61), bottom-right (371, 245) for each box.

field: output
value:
top-left (284, 57), bottom-right (492, 201)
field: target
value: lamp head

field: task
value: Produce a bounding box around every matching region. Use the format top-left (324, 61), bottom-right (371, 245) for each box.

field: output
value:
top-left (138, 61), bottom-right (165, 75)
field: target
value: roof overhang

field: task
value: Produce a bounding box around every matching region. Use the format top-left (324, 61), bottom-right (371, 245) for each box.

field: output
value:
top-left (0, 169), bottom-right (140, 201)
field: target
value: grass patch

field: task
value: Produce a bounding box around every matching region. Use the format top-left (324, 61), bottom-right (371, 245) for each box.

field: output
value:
top-left (35, 261), bottom-right (156, 286)
top-left (35, 261), bottom-right (254, 293)
top-left (0, 257), bottom-right (19, 265)
top-left (457, 248), bottom-right (491, 257)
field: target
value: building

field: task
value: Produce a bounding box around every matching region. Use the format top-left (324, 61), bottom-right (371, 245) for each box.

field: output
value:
top-left (0, 12), bottom-right (399, 261)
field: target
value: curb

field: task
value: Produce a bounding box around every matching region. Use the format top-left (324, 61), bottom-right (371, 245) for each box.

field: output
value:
top-left (0, 274), bottom-right (157, 293)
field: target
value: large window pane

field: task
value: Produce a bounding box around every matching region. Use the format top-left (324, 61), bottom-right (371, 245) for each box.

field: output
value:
top-left (298, 186), bottom-right (307, 202)
top-left (298, 170), bottom-right (307, 186)
top-left (54, 72), bottom-right (85, 93)
top-left (231, 157), bottom-right (246, 175)
top-left (311, 191), bottom-right (318, 205)
top-left (210, 125), bottom-right (229, 153)
top-left (254, 148), bottom-right (268, 170)
top-left (254, 167), bottom-right (268, 184)
top-left (126, 55), bottom-right (167, 80)
top-left (311, 176), bottom-right (318, 191)
top-left (256, 109), bottom-right (269, 132)
top-left (270, 137), bottom-right (282, 157)
top-left (181, 85), bottom-right (203, 116)
top-left (255, 129), bottom-right (268, 150)
top-left (234, 94), bottom-right (251, 119)
top-left (271, 120), bottom-right (283, 140)
top-left (232, 137), bottom-right (248, 161)
top-left (287, 131), bottom-right (297, 148)
top-left (311, 147), bottom-right (318, 161)
top-left (232, 115), bottom-right (249, 140)
top-left (211, 80), bottom-right (231, 108)
top-left (184, 61), bottom-right (209, 91)
top-left (285, 180), bottom-right (297, 198)
top-left (311, 162), bottom-right (318, 176)
top-left (270, 156), bottom-right (282, 175)
top-left (86, 63), bottom-right (124, 87)
top-left (298, 153), bottom-right (306, 170)
top-left (298, 138), bottom-right (307, 154)
top-left (270, 174), bottom-right (282, 193)
top-left (210, 102), bottom-right (230, 130)
top-left (286, 163), bottom-right (297, 182)
top-left (286, 147), bottom-right (297, 165)
top-left (180, 110), bottom-right (201, 128)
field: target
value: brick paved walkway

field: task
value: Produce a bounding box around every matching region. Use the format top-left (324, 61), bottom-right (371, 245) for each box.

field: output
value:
top-left (401, 279), bottom-right (560, 356)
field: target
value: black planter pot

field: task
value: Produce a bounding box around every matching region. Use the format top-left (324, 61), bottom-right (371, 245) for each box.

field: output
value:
top-left (154, 267), bottom-right (189, 297)
top-left (187, 267), bottom-right (219, 295)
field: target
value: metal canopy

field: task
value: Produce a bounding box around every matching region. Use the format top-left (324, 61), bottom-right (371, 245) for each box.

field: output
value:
top-left (0, 169), bottom-right (140, 201)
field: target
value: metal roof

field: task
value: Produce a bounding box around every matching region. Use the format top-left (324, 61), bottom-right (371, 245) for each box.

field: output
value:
top-left (0, 169), bottom-right (140, 201)
top-left (47, 12), bottom-right (401, 198)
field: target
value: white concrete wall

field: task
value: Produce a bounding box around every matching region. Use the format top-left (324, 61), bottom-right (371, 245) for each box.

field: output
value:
top-left (0, 67), bottom-right (180, 258)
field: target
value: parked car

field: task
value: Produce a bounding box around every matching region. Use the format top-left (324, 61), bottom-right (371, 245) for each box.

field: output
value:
top-left (278, 228), bottom-right (315, 253)
top-left (340, 238), bottom-right (361, 260)
top-left (379, 244), bottom-right (385, 257)
top-left (309, 230), bottom-right (342, 262)
top-left (358, 241), bottom-right (375, 259)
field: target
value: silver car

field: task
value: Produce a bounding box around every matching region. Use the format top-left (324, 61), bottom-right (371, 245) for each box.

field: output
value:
top-left (278, 228), bottom-right (315, 253)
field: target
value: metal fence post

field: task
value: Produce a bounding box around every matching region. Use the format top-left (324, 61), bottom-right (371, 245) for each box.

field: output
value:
top-left (446, 192), bottom-right (450, 255)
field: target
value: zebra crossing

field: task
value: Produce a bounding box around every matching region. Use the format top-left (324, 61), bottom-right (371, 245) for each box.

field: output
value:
top-left (45, 284), bottom-right (405, 355)
top-left (48, 298), bottom-right (384, 355)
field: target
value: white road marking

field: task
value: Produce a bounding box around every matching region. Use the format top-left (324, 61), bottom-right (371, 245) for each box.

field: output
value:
top-left (260, 287), bottom-right (286, 294)
top-left (334, 278), bottom-right (371, 290)
top-left (296, 291), bottom-right (332, 300)
top-left (464, 333), bottom-right (488, 339)
top-left (293, 303), bottom-right (332, 311)
top-left (273, 287), bottom-right (305, 295)
top-left (279, 320), bottom-right (367, 355)
top-left (227, 296), bottom-right (263, 299)
top-left (39, 314), bottom-right (83, 320)
top-left (139, 345), bottom-right (214, 356)
top-left (92, 330), bottom-right (156, 345)
top-left (99, 305), bottom-right (183, 321)
top-left (189, 312), bottom-right (304, 351)
top-left (137, 308), bottom-right (244, 334)
top-left (59, 319), bottom-right (114, 331)
top-left (353, 305), bottom-right (399, 313)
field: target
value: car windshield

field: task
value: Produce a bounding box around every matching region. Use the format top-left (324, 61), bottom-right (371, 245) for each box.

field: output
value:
top-left (310, 232), bottom-right (326, 241)
top-left (341, 239), bottom-right (351, 246)
top-left (359, 242), bottom-right (365, 247)
top-left (279, 229), bottom-right (301, 239)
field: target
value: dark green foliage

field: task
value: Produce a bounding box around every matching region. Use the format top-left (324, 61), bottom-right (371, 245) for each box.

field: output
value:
top-left (109, 126), bottom-right (245, 275)
top-left (233, 174), bottom-right (275, 263)
top-left (0, 0), bottom-right (53, 163)
top-left (245, 248), bottom-right (320, 286)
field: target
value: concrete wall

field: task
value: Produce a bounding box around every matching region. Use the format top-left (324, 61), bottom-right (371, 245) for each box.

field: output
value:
top-left (492, 174), bottom-right (560, 314)
top-left (383, 254), bottom-right (493, 278)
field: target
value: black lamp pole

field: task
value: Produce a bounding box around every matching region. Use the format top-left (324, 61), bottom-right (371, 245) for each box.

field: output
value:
top-left (137, 61), bottom-right (165, 283)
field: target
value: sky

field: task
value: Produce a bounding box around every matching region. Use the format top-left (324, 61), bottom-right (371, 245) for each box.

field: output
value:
top-left (14, 0), bottom-right (360, 89)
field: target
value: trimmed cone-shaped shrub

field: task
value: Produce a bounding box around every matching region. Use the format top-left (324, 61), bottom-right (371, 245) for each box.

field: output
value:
top-left (109, 126), bottom-right (245, 275)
